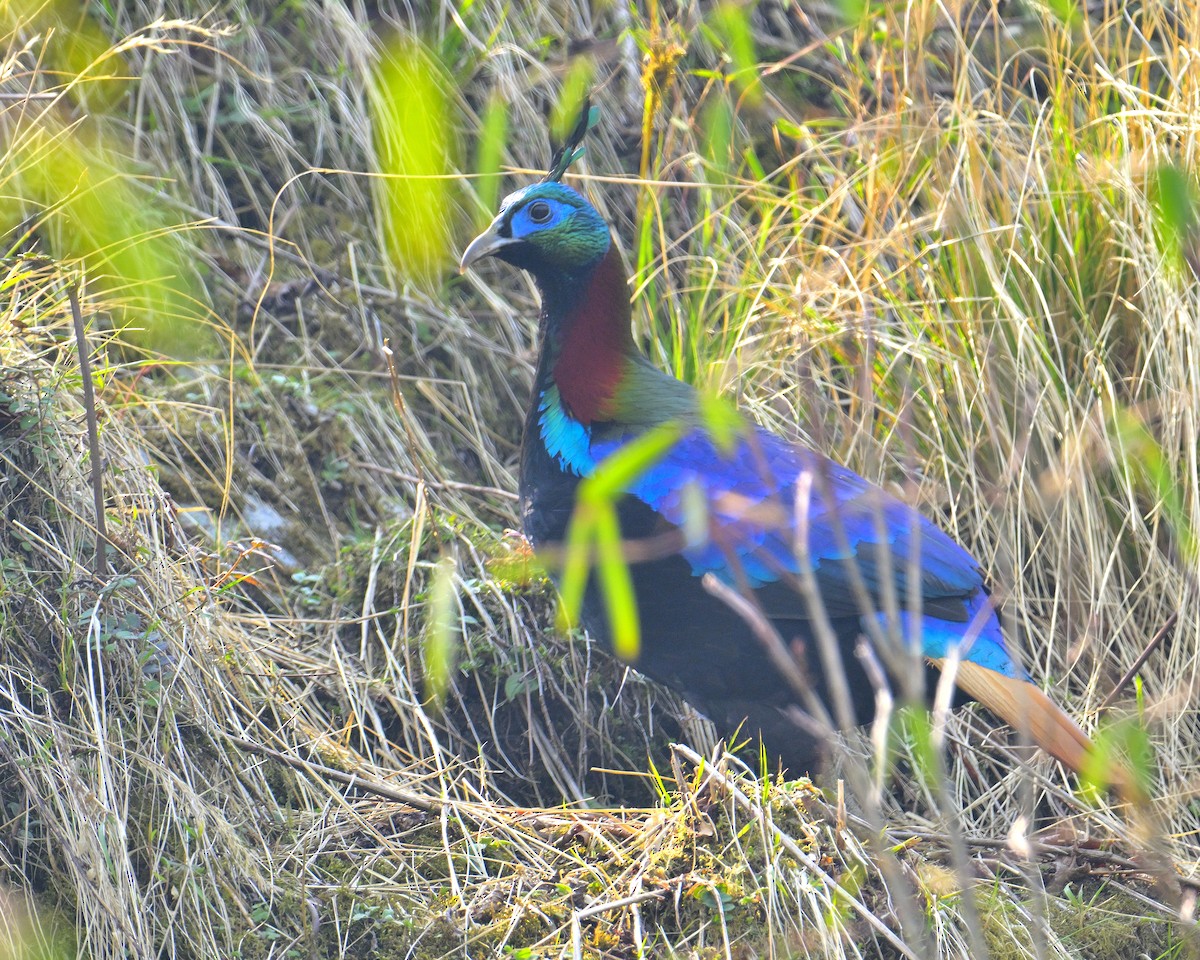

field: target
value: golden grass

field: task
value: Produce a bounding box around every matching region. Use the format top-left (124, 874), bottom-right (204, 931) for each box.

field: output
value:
top-left (0, 0), bottom-right (1197, 957)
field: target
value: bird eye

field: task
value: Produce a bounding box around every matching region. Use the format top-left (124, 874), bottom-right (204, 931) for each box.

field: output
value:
top-left (528, 201), bottom-right (553, 223)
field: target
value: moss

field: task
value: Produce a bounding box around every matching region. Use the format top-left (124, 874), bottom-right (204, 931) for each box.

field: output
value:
top-left (1049, 886), bottom-right (1174, 959)
top-left (286, 780), bottom-right (850, 959)
top-left (980, 882), bottom-right (1176, 960)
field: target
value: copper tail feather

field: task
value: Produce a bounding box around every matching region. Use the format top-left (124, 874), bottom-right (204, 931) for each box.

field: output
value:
top-left (932, 659), bottom-right (1142, 803)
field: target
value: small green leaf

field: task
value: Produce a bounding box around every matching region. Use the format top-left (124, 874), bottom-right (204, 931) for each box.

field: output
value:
top-left (831, 0), bottom-right (872, 26)
top-left (692, 883), bottom-right (736, 911)
top-left (550, 59), bottom-right (595, 146)
top-left (774, 118), bottom-right (805, 140)
top-left (1152, 162), bottom-right (1200, 278)
top-left (679, 481), bottom-right (709, 549)
top-left (556, 501), bottom-right (594, 633)
top-left (698, 391), bottom-right (742, 454)
top-left (1154, 163), bottom-right (1195, 240)
top-left (555, 423), bottom-right (685, 658)
top-left (702, 98), bottom-right (734, 178)
top-left (1045, 0), bottom-right (1083, 28)
top-left (473, 90), bottom-right (508, 216)
top-left (710, 3), bottom-right (760, 105)
top-left (373, 36), bottom-right (459, 284)
top-left (504, 672), bottom-right (534, 702)
top-left (579, 422), bottom-right (684, 503)
top-left (593, 502), bottom-right (640, 660)
top-left (424, 556), bottom-right (458, 707)
top-left (827, 861), bottom-right (863, 932)
top-left (891, 704), bottom-right (938, 788)
top-left (1111, 407), bottom-right (1195, 562)
top-left (1082, 717), bottom-right (1155, 801)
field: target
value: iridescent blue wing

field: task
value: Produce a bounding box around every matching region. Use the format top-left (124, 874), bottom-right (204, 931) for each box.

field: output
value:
top-left (590, 424), bottom-right (1023, 679)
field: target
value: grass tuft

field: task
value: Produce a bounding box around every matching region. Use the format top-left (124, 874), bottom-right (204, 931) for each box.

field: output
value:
top-left (0, 1), bottom-right (1198, 958)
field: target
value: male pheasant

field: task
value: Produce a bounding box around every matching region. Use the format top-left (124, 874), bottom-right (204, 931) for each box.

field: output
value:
top-left (460, 121), bottom-right (1116, 784)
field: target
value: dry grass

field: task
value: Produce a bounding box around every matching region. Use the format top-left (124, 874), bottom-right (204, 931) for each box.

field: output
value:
top-left (0, 0), bottom-right (1197, 957)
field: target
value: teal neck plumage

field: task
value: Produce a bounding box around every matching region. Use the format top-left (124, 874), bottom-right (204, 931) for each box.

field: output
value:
top-left (540, 244), bottom-right (635, 425)
top-left (490, 185), bottom-right (699, 474)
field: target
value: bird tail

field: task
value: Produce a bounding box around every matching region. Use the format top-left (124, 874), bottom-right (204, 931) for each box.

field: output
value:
top-left (932, 659), bottom-right (1142, 803)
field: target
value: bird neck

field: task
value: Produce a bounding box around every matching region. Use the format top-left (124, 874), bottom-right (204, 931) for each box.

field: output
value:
top-left (536, 244), bottom-right (635, 425)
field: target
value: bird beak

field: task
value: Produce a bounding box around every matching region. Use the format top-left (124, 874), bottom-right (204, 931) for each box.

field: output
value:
top-left (936, 659), bottom-right (1141, 801)
top-left (459, 217), bottom-right (516, 273)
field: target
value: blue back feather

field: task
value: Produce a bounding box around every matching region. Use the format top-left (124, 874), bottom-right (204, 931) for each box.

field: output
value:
top-left (539, 386), bottom-right (1023, 680)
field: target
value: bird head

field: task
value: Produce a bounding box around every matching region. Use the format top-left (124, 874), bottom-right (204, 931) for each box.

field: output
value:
top-left (459, 181), bottom-right (611, 279)
top-left (461, 97), bottom-right (609, 281)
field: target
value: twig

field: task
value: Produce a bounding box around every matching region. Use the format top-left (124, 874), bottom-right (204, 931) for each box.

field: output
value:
top-left (381, 338), bottom-right (429, 496)
top-left (69, 285), bottom-right (109, 575)
top-left (224, 734), bottom-right (443, 812)
top-left (888, 826), bottom-right (1200, 891)
top-left (350, 459), bottom-right (518, 501)
top-left (225, 734), bottom-right (656, 828)
top-left (126, 180), bottom-right (400, 300)
top-left (571, 889), bottom-right (669, 960)
top-left (1100, 611), bottom-right (1178, 712)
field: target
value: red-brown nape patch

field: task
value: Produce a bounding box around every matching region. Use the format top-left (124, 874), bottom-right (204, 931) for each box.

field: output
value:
top-left (552, 245), bottom-right (635, 423)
